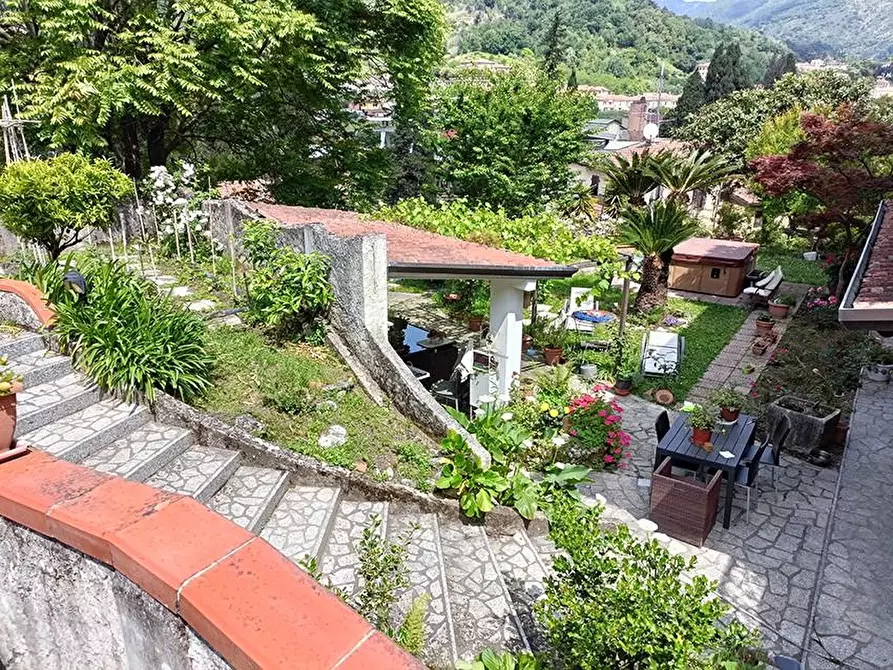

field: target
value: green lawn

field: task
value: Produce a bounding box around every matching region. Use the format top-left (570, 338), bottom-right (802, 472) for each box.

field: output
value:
top-left (756, 246), bottom-right (827, 286)
top-left (198, 327), bottom-right (435, 490)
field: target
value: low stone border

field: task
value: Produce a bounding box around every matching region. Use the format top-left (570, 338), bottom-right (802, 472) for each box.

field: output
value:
top-left (0, 448), bottom-right (422, 669)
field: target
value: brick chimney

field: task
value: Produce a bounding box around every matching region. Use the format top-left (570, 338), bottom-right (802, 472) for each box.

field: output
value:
top-left (627, 97), bottom-right (647, 141)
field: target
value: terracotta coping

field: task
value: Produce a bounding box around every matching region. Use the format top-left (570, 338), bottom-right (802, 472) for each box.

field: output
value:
top-left (0, 449), bottom-right (423, 670)
top-left (0, 279), bottom-right (56, 327)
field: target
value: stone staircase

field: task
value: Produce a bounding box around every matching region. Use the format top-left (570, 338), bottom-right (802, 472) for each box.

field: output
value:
top-left (4, 330), bottom-right (549, 668)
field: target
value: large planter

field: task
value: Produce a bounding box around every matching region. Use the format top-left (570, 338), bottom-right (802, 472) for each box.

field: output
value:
top-left (691, 427), bottom-right (712, 448)
top-left (767, 396), bottom-right (841, 457)
top-left (614, 376), bottom-right (633, 396)
top-left (768, 303), bottom-right (791, 319)
top-left (865, 365), bottom-right (890, 382)
top-left (544, 347), bottom-right (563, 366)
top-left (0, 382), bottom-right (23, 451)
top-left (755, 319), bottom-right (774, 336)
top-left (579, 363), bottom-right (599, 380)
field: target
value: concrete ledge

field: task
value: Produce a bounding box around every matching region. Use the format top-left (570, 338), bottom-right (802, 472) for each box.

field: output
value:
top-left (0, 279), bottom-right (56, 328)
top-left (0, 448), bottom-right (423, 669)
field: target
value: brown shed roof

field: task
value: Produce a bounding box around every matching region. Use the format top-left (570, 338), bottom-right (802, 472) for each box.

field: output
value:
top-left (247, 202), bottom-right (577, 279)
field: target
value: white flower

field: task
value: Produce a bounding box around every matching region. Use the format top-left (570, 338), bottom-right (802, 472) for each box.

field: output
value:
top-left (172, 197), bottom-right (188, 207)
top-left (551, 435), bottom-right (567, 447)
top-left (501, 412), bottom-right (513, 421)
top-left (478, 395), bottom-right (495, 405)
top-left (522, 439), bottom-right (534, 449)
top-left (473, 408), bottom-right (486, 419)
top-left (525, 395), bottom-right (536, 403)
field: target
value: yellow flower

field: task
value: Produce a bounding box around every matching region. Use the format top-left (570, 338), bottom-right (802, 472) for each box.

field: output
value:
top-left (549, 409), bottom-right (559, 418)
top-left (564, 406), bottom-right (570, 414)
top-left (540, 402), bottom-right (550, 412)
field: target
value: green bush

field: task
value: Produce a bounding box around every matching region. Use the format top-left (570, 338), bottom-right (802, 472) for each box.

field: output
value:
top-left (242, 219), bottom-right (335, 338)
top-left (0, 154), bottom-right (131, 259)
top-left (537, 497), bottom-right (763, 669)
top-left (45, 256), bottom-right (212, 401)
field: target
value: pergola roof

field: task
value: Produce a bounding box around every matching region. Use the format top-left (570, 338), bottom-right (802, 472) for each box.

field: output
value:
top-left (840, 201), bottom-right (893, 330)
top-left (248, 202), bottom-right (578, 280)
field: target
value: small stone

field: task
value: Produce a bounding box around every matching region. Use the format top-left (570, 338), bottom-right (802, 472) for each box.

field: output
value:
top-left (318, 424), bottom-right (348, 448)
top-left (383, 467), bottom-right (394, 480)
top-left (637, 518), bottom-right (658, 533)
top-left (170, 285), bottom-right (192, 297)
top-left (234, 415), bottom-right (264, 434)
top-left (322, 379), bottom-right (354, 394)
top-left (354, 460), bottom-right (368, 473)
top-left (187, 299), bottom-right (216, 312)
top-left (317, 399), bottom-right (338, 411)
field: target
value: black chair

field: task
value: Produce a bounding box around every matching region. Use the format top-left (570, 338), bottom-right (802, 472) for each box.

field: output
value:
top-left (734, 437), bottom-right (770, 523)
top-left (745, 415), bottom-right (791, 495)
top-left (655, 410), bottom-right (670, 444)
top-left (431, 345), bottom-right (470, 412)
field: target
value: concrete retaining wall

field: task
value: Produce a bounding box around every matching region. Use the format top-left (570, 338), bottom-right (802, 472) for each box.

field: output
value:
top-left (0, 517), bottom-right (229, 670)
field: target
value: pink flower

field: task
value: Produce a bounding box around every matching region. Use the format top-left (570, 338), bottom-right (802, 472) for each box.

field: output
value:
top-left (604, 455), bottom-right (614, 463)
top-left (443, 129), bottom-right (457, 139)
top-left (608, 431), bottom-right (616, 439)
top-left (598, 409), bottom-right (607, 417)
top-left (569, 429), bottom-right (578, 437)
top-left (619, 462), bottom-right (628, 469)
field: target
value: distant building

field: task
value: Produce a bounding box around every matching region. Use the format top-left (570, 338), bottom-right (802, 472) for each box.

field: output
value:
top-left (871, 78), bottom-right (893, 99)
top-left (796, 58), bottom-right (848, 74)
top-left (583, 91), bottom-right (679, 113)
top-left (453, 57), bottom-right (511, 74)
top-left (696, 61), bottom-right (710, 82)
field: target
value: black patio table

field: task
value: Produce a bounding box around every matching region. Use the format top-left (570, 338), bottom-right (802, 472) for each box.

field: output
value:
top-left (654, 413), bottom-right (757, 529)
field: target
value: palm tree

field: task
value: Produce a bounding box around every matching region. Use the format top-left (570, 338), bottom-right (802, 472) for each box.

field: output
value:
top-left (619, 200), bottom-right (700, 313)
top-left (600, 151), bottom-right (662, 210)
top-left (648, 149), bottom-right (736, 204)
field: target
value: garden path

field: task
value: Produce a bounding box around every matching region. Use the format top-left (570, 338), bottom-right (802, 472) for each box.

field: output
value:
top-left (807, 377), bottom-right (893, 669)
top-left (580, 390), bottom-right (846, 667)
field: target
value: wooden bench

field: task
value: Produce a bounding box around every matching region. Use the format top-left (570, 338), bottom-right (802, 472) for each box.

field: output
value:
top-left (743, 265), bottom-right (783, 305)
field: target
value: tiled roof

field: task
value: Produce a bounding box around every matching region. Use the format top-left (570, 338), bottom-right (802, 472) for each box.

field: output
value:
top-left (855, 202), bottom-right (893, 307)
top-left (247, 202), bottom-right (576, 277)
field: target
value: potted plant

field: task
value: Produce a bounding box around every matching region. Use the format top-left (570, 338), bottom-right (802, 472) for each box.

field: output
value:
top-left (768, 294), bottom-right (797, 319)
top-left (571, 349), bottom-right (600, 380)
top-left (0, 356), bottom-right (23, 450)
top-left (685, 404), bottom-right (716, 449)
top-left (865, 363), bottom-right (890, 382)
top-left (755, 313), bottom-right (775, 335)
top-left (711, 387), bottom-right (745, 422)
top-left (613, 362), bottom-right (638, 396)
top-left (534, 322), bottom-right (567, 366)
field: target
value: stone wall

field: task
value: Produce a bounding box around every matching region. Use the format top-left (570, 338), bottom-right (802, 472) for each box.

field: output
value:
top-left (0, 517), bottom-right (230, 670)
top-left (203, 199), bottom-right (490, 466)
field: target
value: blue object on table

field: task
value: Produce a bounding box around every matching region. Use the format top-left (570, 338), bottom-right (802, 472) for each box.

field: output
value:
top-left (571, 309), bottom-right (614, 324)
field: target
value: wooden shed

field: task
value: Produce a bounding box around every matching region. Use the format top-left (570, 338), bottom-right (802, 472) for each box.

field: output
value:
top-left (669, 238), bottom-right (759, 298)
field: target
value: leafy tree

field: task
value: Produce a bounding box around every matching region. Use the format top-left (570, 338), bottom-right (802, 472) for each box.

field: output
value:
top-left (704, 42), bottom-right (750, 103)
top-left (600, 152), bottom-right (661, 209)
top-left (0, 154), bottom-right (131, 259)
top-left (679, 71), bottom-right (872, 165)
top-left (541, 12), bottom-right (567, 77)
top-left (648, 149), bottom-right (736, 202)
top-left (672, 70), bottom-right (707, 129)
top-left (0, 0), bottom-right (445, 201)
top-left (618, 200), bottom-right (700, 313)
top-left (750, 106), bottom-right (893, 296)
top-left (567, 68), bottom-right (579, 91)
top-left (427, 67), bottom-right (594, 215)
top-left (763, 53), bottom-right (797, 88)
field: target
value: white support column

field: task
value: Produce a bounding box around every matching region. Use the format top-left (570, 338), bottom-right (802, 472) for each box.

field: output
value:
top-left (489, 279), bottom-right (534, 402)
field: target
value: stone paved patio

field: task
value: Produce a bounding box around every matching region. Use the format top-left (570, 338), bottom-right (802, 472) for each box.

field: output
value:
top-left (583, 391), bottom-right (844, 665)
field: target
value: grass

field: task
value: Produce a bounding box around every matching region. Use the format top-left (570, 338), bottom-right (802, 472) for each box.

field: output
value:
top-left (198, 326), bottom-right (435, 490)
top-left (756, 246), bottom-right (827, 286)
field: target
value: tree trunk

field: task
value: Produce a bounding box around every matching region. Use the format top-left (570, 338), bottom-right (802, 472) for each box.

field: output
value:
top-left (634, 254), bottom-right (668, 313)
top-left (146, 115), bottom-right (170, 167)
top-left (118, 116), bottom-right (143, 179)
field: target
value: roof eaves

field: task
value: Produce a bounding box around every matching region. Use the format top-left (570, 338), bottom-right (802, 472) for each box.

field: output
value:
top-left (840, 200), bottom-right (888, 328)
top-left (387, 262), bottom-right (578, 280)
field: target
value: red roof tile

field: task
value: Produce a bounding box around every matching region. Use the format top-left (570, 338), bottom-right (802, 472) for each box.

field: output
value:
top-left (246, 202), bottom-right (576, 277)
top-left (856, 202), bottom-right (893, 307)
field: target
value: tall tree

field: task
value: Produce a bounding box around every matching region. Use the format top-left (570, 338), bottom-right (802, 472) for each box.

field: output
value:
top-left (673, 70), bottom-right (707, 128)
top-left (541, 12), bottom-right (567, 78)
top-left (705, 42), bottom-right (749, 103)
top-left (763, 53), bottom-right (797, 88)
top-left (429, 66), bottom-right (594, 216)
top-left (750, 106), bottom-right (893, 295)
top-left (567, 68), bottom-right (579, 91)
top-left (0, 0), bottom-right (445, 192)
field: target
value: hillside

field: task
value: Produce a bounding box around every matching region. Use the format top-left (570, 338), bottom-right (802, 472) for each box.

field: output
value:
top-left (444, 0), bottom-right (788, 93)
top-left (653, 0), bottom-right (893, 60)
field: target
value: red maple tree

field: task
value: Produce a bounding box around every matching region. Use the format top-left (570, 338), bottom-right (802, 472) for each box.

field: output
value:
top-left (750, 105), bottom-right (893, 293)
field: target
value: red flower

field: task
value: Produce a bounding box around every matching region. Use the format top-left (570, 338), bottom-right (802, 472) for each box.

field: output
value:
top-left (604, 455), bottom-right (614, 463)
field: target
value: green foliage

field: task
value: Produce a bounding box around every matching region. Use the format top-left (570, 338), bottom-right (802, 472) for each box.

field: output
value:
top-left (437, 430), bottom-right (510, 518)
top-left (755, 247), bottom-right (827, 285)
top-left (711, 387), bottom-right (746, 410)
top-left (395, 594), bottom-right (429, 656)
top-left (673, 70), bottom-right (707, 127)
top-left (243, 220), bottom-right (335, 339)
top-left (538, 462), bottom-right (593, 506)
top-left (353, 514), bottom-right (415, 631)
top-left (704, 42), bottom-right (750, 103)
top-left (540, 12), bottom-right (567, 77)
top-left (457, 649), bottom-right (542, 670)
top-left (686, 403), bottom-right (718, 431)
top-left (537, 497), bottom-right (763, 669)
top-left (426, 67), bottom-right (595, 215)
top-left (618, 200), bottom-right (700, 257)
top-left (0, 154), bottom-right (131, 259)
top-left (47, 256), bottom-right (212, 401)
top-left (0, 355), bottom-right (22, 396)
top-left (373, 197), bottom-right (619, 269)
top-left (745, 108), bottom-right (806, 160)
top-left (13, 254), bottom-right (81, 307)
top-left (762, 53), bottom-right (797, 88)
top-left (679, 70), bottom-right (872, 163)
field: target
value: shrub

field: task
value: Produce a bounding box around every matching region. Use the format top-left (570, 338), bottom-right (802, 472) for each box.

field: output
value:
top-left (537, 497), bottom-right (763, 669)
top-left (49, 256), bottom-right (212, 401)
top-left (242, 220), bottom-right (335, 339)
top-left (565, 387), bottom-right (631, 471)
top-left (0, 154), bottom-right (131, 259)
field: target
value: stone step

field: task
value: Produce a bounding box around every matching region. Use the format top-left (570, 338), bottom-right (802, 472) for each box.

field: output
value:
top-left (80, 422), bottom-right (194, 481)
top-left (486, 528), bottom-right (549, 651)
top-left (15, 373), bottom-right (102, 436)
top-left (438, 516), bottom-right (527, 660)
top-left (19, 399), bottom-right (149, 463)
top-left (260, 485), bottom-right (341, 564)
top-left (208, 465), bottom-right (289, 533)
top-left (10, 349), bottom-right (72, 387)
top-left (387, 509), bottom-right (457, 667)
top-left (145, 444), bottom-right (241, 502)
top-left (318, 500), bottom-right (388, 595)
top-left (0, 332), bottom-right (45, 358)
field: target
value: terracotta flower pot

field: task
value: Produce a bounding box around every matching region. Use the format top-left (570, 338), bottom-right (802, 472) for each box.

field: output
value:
top-left (544, 347), bottom-right (563, 366)
top-left (614, 376), bottom-right (633, 396)
top-left (768, 303), bottom-right (790, 319)
top-left (691, 427), bottom-right (712, 447)
top-left (468, 316), bottom-right (484, 332)
top-left (720, 407), bottom-right (740, 422)
top-left (755, 320), bottom-right (774, 336)
top-left (752, 341), bottom-right (769, 356)
top-left (0, 382), bottom-right (23, 451)
top-left (521, 334), bottom-right (534, 352)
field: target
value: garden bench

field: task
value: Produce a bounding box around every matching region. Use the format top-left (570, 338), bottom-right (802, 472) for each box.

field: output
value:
top-left (742, 264), bottom-right (784, 305)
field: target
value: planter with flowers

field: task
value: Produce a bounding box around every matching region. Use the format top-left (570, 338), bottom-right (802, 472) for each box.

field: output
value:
top-left (755, 314), bottom-right (775, 336)
top-left (711, 387), bottom-right (746, 423)
top-left (768, 294), bottom-right (797, 319)
top-left (685, 403), bottom-right (716, 450)
top-left (566, 385), bottom-right (631, 471)
top-left (0, 356), bottom-right (23, 450)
